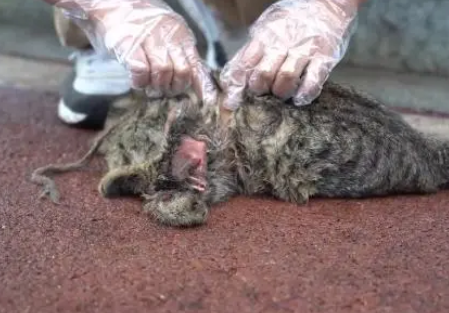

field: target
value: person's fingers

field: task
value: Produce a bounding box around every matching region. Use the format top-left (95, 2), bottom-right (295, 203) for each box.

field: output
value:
top-left (143, 37), bottom-right (174, 94)
top-left (219, 40), bottom-right (264, 110)
top-left (293, 57), bottom-right (331, 106)
top-left (113, 36), bottom-right (151, 89)
top-left (247, 47), bottom-right (288, 96)
top-left (271, 50), bottom-right (310, 100)
top-left (169, 46), bottom-right (192, 95)
top-left (184, 45), bottom-right (218, 107)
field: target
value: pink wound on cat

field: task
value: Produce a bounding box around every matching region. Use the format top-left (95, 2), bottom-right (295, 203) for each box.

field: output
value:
top-left (171, 136), bottom-right (208, 192)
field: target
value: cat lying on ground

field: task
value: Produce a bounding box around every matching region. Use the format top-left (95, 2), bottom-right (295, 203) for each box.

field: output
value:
top-left (31, 73), bottom-right (449, 227)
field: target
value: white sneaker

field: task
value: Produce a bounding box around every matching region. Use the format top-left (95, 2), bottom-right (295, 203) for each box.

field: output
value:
top-left (57, 50), bottom-right (132, 129)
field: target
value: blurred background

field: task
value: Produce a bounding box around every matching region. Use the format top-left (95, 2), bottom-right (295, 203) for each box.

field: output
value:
top-left (1, 0), bottom-right (448, 112)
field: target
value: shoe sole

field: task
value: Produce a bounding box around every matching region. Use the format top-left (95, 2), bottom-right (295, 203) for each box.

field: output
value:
top-left (58, 70), bottom-right (130, 130)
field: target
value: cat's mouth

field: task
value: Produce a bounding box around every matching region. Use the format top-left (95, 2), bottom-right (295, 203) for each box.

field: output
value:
top-left (170, 135), bottom-right (208, 192)
top-left (163, 103), bottom-right (222, 193)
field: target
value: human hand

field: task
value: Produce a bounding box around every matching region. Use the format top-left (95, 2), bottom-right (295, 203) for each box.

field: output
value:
top-left (55, 0), bottom-right (217, 104)
top-left (220, 0), bottom-right (360, 110)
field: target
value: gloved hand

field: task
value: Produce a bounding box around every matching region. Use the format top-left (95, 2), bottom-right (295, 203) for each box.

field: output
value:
top-left (53, 0), bottom-right (217, 104)
top-left (220, 0), bottom-right (361, 110)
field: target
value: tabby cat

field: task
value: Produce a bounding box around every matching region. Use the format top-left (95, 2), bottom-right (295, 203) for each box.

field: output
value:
top-left (32, 75), bottom-right (449, 227)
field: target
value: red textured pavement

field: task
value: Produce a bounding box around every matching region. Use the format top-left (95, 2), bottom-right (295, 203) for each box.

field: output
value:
top-left (1, 86), bottom-right (449, 313)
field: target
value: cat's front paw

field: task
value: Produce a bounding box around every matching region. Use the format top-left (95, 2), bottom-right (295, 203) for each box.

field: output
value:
top-left (98, 166), bottom-right (148, 197)
top-left (143, 191), bottom-right (209, 227)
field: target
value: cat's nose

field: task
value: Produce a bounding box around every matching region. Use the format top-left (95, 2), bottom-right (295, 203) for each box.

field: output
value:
top-left (179, 137), bottom-right (206, 168)
top-left (187, 152), bottom-right (204, 170)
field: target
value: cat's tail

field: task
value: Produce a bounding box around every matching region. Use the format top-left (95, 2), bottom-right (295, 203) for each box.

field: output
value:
top-left (30, 134), bottom-right (104, 204)
top-left (434, 140), bottom-right (449, 188)
top-left (30, 110), bottom-right (131, 204)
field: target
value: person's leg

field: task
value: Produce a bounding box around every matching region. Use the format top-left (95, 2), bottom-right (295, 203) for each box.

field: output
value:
top-left (53, 1), bottom-right (227, 130)
top-left (172, 0), bottom-right (228, 69)
top-left (54, 7), bottom-right (133, 129)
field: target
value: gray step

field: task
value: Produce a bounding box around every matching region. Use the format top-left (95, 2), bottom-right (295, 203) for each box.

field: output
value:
top-left (1, 0), bottom-right (448, 77)
top-left (1, 54), bottom-right (448, 114)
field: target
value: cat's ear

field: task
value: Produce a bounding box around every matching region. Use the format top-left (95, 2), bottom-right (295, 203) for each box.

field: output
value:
top-left (99, 166), bottom-right (148, 197)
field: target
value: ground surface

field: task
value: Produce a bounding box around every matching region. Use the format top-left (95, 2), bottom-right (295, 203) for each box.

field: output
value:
top-left (1, 85), bottom-right (449, 313)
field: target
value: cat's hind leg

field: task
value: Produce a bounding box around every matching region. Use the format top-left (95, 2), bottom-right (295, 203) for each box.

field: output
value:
top-left (433, 141), bottom-right (449, 189)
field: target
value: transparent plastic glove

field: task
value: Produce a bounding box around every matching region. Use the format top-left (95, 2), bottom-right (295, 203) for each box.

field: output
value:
top-left (220, 0), bottom-right (360, 110)
top-left (53, 0), bottom-right (217, 104)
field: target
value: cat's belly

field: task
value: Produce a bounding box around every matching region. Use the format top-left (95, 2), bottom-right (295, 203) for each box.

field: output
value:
top-left (232, 127), bottom-right (436, 203)
top-left (230, 99), bottom-right (443, 203)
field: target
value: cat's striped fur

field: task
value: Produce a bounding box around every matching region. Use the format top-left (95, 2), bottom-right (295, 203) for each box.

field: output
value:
top-left (31, 71), bottom-right (449, 227)
top-left (95, 81), bottom-right (449, 227)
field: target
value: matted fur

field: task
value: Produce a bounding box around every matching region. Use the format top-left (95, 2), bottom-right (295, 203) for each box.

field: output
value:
top-left (31, 74), bottom-right (449, 227)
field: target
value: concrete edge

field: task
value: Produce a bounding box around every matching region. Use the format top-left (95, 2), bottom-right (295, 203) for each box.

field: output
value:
top-left (331, 65), bottom-right (449, 113)
top-left (0, 54), bottom-right (71, 92)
